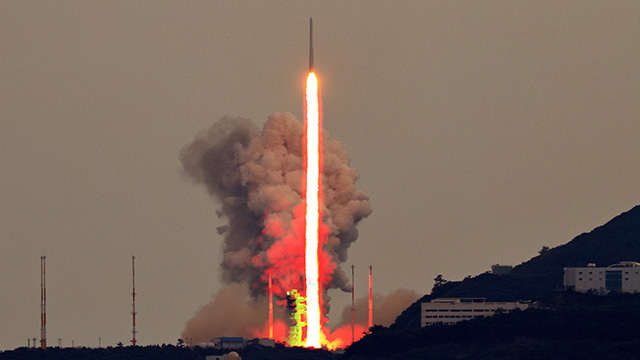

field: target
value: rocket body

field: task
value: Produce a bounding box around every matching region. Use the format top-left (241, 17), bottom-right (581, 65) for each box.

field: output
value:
top-left (309, 18), bottom-right (313, 71)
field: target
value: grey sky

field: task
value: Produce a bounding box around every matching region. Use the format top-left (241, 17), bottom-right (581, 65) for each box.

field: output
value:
top-left (2, 1), bottom-right (639, 350)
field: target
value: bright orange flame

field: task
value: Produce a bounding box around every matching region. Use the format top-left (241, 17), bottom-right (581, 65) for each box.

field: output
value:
top-left (304, 71), bottom-right (321, 348)
top-left (322, 324), bottom-right (367, 350)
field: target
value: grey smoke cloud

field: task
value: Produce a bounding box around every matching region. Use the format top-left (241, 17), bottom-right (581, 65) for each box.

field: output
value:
top-left (180, 112), bottom-right (372, 339)
top-left (182, 283), bottom-right (269, 342)
top-left (339, 288), bottom-right (420, 328)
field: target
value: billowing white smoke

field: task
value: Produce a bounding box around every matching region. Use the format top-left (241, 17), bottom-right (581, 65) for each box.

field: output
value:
top-left (180, 112), bottom-right (372, 342)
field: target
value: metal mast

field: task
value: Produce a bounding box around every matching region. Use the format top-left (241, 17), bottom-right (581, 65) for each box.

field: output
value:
top-left (40, 256), bottom-right (46, 349)
top-left (131, 255), bottom-right (137, 346)
top-left (351, 264), bottom-right (355, 345)
top-left (368, 265), bottom-right (373, 329)
top-left (268, 267), bottom-right (273, 339)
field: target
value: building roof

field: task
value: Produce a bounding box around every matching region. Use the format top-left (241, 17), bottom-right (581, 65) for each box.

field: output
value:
top-left (608, 261), bottom-right (640, 268)
top-left (219, 337), bottom-right (244, 342)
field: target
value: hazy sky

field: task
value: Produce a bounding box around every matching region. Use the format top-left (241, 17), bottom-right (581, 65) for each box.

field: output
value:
top-left (2, 1), bottom-right (639, 350)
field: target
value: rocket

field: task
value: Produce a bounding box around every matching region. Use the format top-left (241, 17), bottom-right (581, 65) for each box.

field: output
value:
top-left (309, 17), bottom-right (313, 71)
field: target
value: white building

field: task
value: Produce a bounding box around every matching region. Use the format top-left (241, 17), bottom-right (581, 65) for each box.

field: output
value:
top-left (213, 337), bottom-right (245, 350)
top-left (421, 298), bottom-right (530, 327)
top-left (563, 261), bottom-right (640, 294)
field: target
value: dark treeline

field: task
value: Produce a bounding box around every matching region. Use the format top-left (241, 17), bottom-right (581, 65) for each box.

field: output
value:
top-left (0, 343), bottom-right (338, 360)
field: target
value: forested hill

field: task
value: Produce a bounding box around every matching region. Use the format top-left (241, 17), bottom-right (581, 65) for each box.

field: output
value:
top-left (393, 204), bottom-right (640, 330)
top-left (346, 292), bottom-right (640, 360)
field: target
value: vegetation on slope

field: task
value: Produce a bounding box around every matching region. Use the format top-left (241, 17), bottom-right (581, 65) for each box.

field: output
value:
top-left (346, 292), bottom-right (640, 360)
top-left (392, 205), bottom-right (640, 330)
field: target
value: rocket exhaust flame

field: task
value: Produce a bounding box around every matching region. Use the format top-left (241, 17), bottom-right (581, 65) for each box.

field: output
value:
top-left (179, 17), bottom-right (373, 349)
top-left (304, 71), bottom-right (321, 348)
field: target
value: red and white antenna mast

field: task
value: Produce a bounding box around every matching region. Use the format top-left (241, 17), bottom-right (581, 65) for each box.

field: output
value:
top-left (368, 265), bottom-right (373, 329)
top-left (40, 256), bottom-right (46, 349)
top-left (131, 255), bottom-right (137, 346)
top-left (351, 264), bottom-right (355, 345)
top-left (268, 268), bottom-right (273, 339)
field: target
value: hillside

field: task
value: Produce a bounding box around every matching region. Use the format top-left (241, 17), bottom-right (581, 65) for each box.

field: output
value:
top-left (393, 205), bottom-right (640, 330)
top-left (346, 292), bottom-right (640, 360)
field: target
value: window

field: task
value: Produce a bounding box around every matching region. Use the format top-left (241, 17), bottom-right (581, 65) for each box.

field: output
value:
top-left (606, 270), bottom-right (622, 291)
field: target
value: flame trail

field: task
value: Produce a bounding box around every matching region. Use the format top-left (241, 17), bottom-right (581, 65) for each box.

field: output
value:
top-left (304, 71), bottom-right (321, 347)
top-left (179, 22), bottom-right (373, 343)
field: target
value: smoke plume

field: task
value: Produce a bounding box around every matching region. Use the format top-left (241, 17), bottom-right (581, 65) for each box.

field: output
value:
top-left (182, 283), bottom-right (268, 341)
top-left (338, 288), bottom-right (420, 327)
top-left (180, 112), bottom-right (372, 341)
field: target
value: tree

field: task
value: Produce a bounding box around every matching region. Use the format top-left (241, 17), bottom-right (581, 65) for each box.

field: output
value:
top-left (433, 274), bottom-right (448, 287)
top-left (433, 274), bottom-right (448, 289)
top-left (538, 246), bottom-right (550, 255)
